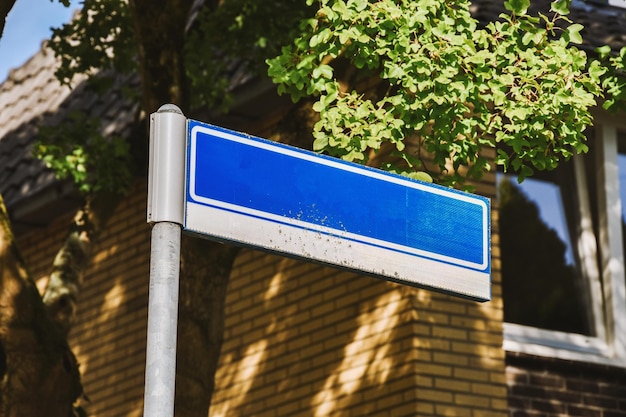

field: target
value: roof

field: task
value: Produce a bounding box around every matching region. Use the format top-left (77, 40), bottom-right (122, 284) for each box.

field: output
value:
top-left (0, 44), bottom-right (139, 233)
top-left (1, 1), bottom-right (625, 233)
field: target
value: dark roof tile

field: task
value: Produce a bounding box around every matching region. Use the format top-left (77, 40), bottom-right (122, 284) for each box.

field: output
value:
top-left (0, 43), bottom-right (139, 228)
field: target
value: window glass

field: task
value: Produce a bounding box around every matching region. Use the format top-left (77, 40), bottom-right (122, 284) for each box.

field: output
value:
top-left (497, 163), bottom-right (593, 335)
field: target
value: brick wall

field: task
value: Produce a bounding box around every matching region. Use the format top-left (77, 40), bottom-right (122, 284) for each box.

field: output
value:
top-left (507, 353), bottom-right (626, 417)
top-left (210, 171), bottom-right (508, 416)
top-left (15, 163), bottom-right (507, 416)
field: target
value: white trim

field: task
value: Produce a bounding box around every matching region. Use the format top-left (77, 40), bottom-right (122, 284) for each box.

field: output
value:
top-left (597, 122), bottom-right (626, 359)
top-left (608, 0), bottom-right (626, 9)
top-left (187, 193), bottom-right (486, 271)
top-left (503, 323), bottom-right (624, 367)
top-left (573, 153), bottom-right (606, 342)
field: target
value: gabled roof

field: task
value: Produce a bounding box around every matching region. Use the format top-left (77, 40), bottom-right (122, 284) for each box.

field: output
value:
top-left (0, 44), bottom-right (139, 233)
top-left (1, 0), bottom-right (625, 233)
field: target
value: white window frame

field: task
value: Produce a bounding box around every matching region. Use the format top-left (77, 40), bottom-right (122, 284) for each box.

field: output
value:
top-left (586, 0), bottom-right (626, 11)
top-left (502, 112), bottom-right (626, 368)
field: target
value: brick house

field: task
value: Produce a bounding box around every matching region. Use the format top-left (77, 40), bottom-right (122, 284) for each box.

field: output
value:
top-left (1, 1), bottom-right (625, 416)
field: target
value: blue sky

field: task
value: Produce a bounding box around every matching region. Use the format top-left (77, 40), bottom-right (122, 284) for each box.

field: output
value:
top-left (497, 173), bottom-right (575, 265)
top-left (0, 0), bottom-right (79, 83)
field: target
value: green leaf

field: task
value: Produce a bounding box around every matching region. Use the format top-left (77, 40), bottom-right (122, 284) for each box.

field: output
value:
top-left (596, 44), bottom-right (612, 58)
top-left (405, 171), bottom-right (433, 183)
top-left (312, 64), bottom-right (334, 79)
top-left (313, 135), bottom-right (329, 151)
top-left (504, 0), bottom-right (530, 15)
top-left (588, 60), bottom-right (607, 83)
top-left (565, 23), bottom-right (584, 44)
top-left (550, 0), bottom-right (571, 15)
top-left (310, 28), bottom-right (332, 48)
top-left (522, 31), bottom-right (534, 46)
top-left (312, 99), bottom-right (325, 112)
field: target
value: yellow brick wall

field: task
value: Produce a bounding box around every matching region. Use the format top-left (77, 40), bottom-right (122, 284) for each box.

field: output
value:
top-left (210, 170), bottom-right (506, 416)
top-left (15, 165), bottom-right (505, 417)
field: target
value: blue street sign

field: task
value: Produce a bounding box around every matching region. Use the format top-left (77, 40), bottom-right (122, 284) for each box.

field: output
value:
top-left (184, 120), bottom-right (490, 301)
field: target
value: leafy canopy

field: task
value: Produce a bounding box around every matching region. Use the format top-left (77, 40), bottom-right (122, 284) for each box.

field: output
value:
top-left (35, 111), bottom-right (132, 195)
top-left (268, 0), bottom-right (625, 186)
top-left (43, 0), bottom-right (313, 194)
top-left (38, 0), bottom-right (626, 192)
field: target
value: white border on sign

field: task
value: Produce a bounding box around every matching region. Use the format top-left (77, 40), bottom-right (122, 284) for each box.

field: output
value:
top-left (186, 202), bottom-right (491, 301)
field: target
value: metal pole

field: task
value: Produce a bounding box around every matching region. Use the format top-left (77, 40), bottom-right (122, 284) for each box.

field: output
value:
top-left (144, 222), bottom-right (181, 417)
top-left (144, 104), bottom-right (186, 417)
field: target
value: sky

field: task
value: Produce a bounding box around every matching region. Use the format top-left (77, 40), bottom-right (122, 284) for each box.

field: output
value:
top-left (0, 0), bottom-right (79, 83)
top-left (497, 173), bottom-right (575, 265)
top-left (519, 177), bottom-right (574, 265)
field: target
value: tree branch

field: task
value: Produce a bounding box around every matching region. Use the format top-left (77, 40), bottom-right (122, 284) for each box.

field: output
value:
top-left (0, 0), bottom-right (16, 40)
top-left (41, 206), bottom-right (92, 336)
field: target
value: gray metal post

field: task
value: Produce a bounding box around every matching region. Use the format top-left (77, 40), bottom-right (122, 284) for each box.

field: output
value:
top-left (144, 222), bottom-right (181, 417)
top-left (144, 104), bottom-right (186, 417)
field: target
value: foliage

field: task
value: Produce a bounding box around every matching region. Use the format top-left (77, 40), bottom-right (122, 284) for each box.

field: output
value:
top-left (49, 0), bottom-right (135, 88)
top-left (49, 0), bottom-right (313, 110)
top-left (184, 0), bottom-right (315, 110)
top-left (43, 0), bottom-right (313, 192)
top-left (595, 45), bottom-right (626, 112)
top-left (41, 0), bottom-right (135, 196)
top-left (267, 0), bottom-right (613, 186)
top-left (41, 0), bottom-right (626, 190)
top-left (35, 111), bottom-right (132, 195)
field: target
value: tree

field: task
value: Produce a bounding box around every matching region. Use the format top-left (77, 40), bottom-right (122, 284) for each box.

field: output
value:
top-left (267, 0), bottom-right (626, 185)
top-left (1, 1), bottom-right (314, 416)
top-left (0, 0), bottom-right (16, 40)
top-left (0, 0), bottom-right (625, 416)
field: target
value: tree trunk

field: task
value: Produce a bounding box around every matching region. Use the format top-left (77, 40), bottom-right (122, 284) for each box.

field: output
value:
top-left (41, 194), bottom-right (118, 337)
top-left (176, 238), bottom-right (239, 417)
top-left (41, 206), bottom-right (93, 336)
top-left (0, 194), bottom-right (82, 417)
top-left (0, 0), bottom-right (16, 40)
top-left (128, 0), bottom-right (196, 114)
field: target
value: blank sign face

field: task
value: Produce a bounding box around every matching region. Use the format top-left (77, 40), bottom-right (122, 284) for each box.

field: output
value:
top-left (185, 120), bottom-right (491, 301)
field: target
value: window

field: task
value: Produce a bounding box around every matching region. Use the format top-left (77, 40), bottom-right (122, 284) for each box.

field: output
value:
top-left (498, 165), bottom-right (593, 336)
top-left (500, 115), bottom-right (626, 366)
